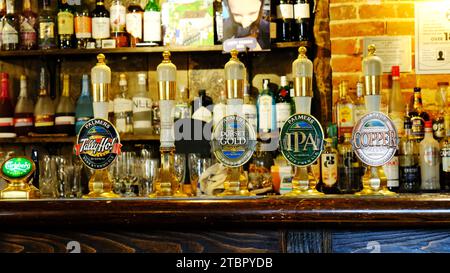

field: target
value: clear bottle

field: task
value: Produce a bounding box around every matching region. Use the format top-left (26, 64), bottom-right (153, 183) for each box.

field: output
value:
top-left (318, 138), bottom-right (339, 194)
top-left (293, 0), bottom-right (310, 42)
top-left (383, 150), bottom-right (399, 192)
top-left (335, 80), bottom-right (354, 140)
top-left (114, 73), bottom-right (133, 134)
top-left (55, 74), bottom-right (76, 136)
top-left (213, 0), bottom-right (223, 44)
top-left (110, 0), bottom-right (128, 47)
top-left (212, 89), bottom-right (227, 128)
top-left (0, 72), bottom-right (15, 138)
top-left (173, 86), bottom-right (191, 121)
top-left (433, 82), bottom-right (448, 141)
top-left (34, 67), bottom-right (55, 134)
top-left (14, 75), bottom-right (34, 137)
top-left (92, 0), bottom-right (110, 48)
top-left (74, 1), bottom-right (92, 49)
top-left (354, 78), bottom-right (366, 122)
top-left (338, 133), bottom-right (362, 194)
top-left (243, 85), bottom-right (257, 134)
top-left (398, 117), bottom-right (420, 193)
top-left (143, 0), bottom-right (161, 45)
top-left (126, 0), bottom-right (143, 47)
top-left (441, 118), bottom-right (450, 191)
top-left (75, 74), bottom-right (94, 135)
top-left (389, 66), bottom-right (405, 137)
top-left (257, 79), bottom-right (276, 134)
top-left (57, 0), bottom-right (75, 49)
top-left (132, 73), bottom-right (153, 135)
top-left (420, 121), bottom-right (441, 192)
top-left (19, 0), bottom-right (38, 50)
top-left (275, 76), bottom-right (292, 130)
top-left (1, 0), bottom-right (19, 51)
top-left (38, 0), bottom-right (57, 50)
top-left (409, 87), bottom-right (430, 142)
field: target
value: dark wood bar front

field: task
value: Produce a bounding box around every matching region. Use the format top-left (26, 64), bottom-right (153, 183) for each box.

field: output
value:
top-left (2, 196), bottom-right (450, 253)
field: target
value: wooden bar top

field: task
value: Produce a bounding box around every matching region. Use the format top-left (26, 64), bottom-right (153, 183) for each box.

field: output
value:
top-left (2, 194), bottom-right (450, 228)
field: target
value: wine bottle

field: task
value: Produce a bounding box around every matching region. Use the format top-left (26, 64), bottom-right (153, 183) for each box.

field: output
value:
top-left (110, 0), bottom-right (128, 47)
top-left (257, 79), bottom-right (276, 134)
top-left (74, 1), bottom-right (92, 49)
top-left (0, 72), bottom-right (15, 138)
top-left (55, 74), bottom-right (75, 136)
top-left (293, 0), bottom-right (310, 42)
top-left (276, 0), bottom-right (295, 42)
top-left (143, 0), bottom-right (161, 45)
top-left (2, 0), bottom-right (19, 51)
top-left (275, 76), bottom-right (292, 130)
top-left (92, 0), bottom-right (110, 48)
top-left (14, 75), bottom-right (34, 137)
top-left (34, 67), bottom-right (55, 134)
top-left (38, 0), bottom-right (57, 50)
top-left (75, 74), bottom-right (94, 135)
top-left (126, 0), bottom-right (143, 47)
top-left (19, 0), bottom-right (38, 50)
top-left (57, 0), bottom-right (75, 48)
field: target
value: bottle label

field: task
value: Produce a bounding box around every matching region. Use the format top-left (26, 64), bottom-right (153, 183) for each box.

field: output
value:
top-left (132, 97), bottom-right (152, 113)
top-left (92, 17), bottom-right (110, 39)
top-left (433, 119), bottom-right (445, 139)
top-left (270, 22), bottom-right (277, 39)
top-left (20, 20), bottom-right (37, 44)
top-left (115, 117), bottom-right (127, 133)
top-left (75, 16), bottom-right (92, 38)
top-left (39, 22), bottom-right (55, 39)
top-left (411, 116), bottom-right (424, 139)
top-left (337, 104), bottom-right (354, 127)
top-left (134, 120), bottom-right (152, 129)
top-left (2, 23), bottom-right (19, 44)
top-left (14, 117), bottom-right (33, 128)
top-left (58, 11), bottom-right (74, 35)
top-left (126, 12), bottom-right (143, 39)
top-left (442, 147), bottom-right (450, 172)
top-left (383, 156), bottom-right (399, 187)
top-left (258, 95), bottom-right (273, 132)
top-left (110, 5), bottom-right (126, 32)
top-left (424, 147), bottom-right (439, 166)
top-left (114, 98), bottom-right (133, 113)
top-left (294, 3), bottom-right (310, 19)
top-left (276, 103), bottom-right (291, 129)
top-left (0, 118), bottom-right (14, 127)
top-left (35, 115), bottom-right (54, 127)
top-left (321, 152), bottom-right (337, 187)
top-left (277, 4), bottom-right (294, 19)
top-left (55, 116), bottom-right (75, 125)
top-left (354, 106), bottom-right (366, 123)
top-left (143, 11), bottom-right (161, 42)
top-left (400, 166), bottom-right (419, 183)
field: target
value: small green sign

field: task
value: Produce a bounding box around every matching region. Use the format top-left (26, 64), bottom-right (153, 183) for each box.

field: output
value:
top-left (2, 158), bottom-right (33, 179)
top-left (280, 113), bottom-right (324, 166)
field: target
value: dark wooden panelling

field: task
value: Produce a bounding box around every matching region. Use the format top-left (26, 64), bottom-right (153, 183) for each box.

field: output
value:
top-left (332, 230), bottom-right (450, 253)
top-left (286, 231), bottom-right (332, 253)
top-left (0, 230), bottom-right (282, 253)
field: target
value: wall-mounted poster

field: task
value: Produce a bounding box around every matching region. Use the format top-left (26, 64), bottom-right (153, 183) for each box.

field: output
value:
top-left (415, 1), bottom-right (450, 74)
top-left (363, 36), bottom-right (412, 73)
top-left (222, 0), bottom-right (271, 52)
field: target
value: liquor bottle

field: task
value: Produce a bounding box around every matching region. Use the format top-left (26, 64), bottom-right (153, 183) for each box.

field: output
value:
top-left (75, 74), bottom-right (93, 135)
top-left (74, 1), bottom-right (91, 48)
top-left (143, 0), bottom-right (161, 45)
top-left (275, 76), bottom-right (292, 130)
top-left (114, 73), bottom-right (133, 134)
top-left (420, 121), bottom-right (441, 192)
top-left (1, 0), bottom-right (19, 51)
top-left (173, 86), bottom-right (191, 121)
top-left (276, 0), bottom-right (295, 42)
top-left (126, 0), bottom-right (143, 47)
top-left (243, 86), bottom-right (257, 134)
top-left (110, 0), bottom-right (128, 47)
top-left (19, 0), bottom-right (38, 50)
top-left (14, 75), bottom-right (34, 137)
top-left (0, 1), bottom-right (5, 46)
top-left (55, 74), bottom-right (75, 136)
top-left (191, 89), bottom-right (213, 122)
top-left (212, 89), bottom-right (227, 128)
top-left (389, 66), bottom-right (405, 137)
top-left (38, 0), bottom-right (57, 50)
top-left (409, 87), bottom-right (430, 142)
top-left (31, 148), bottom-right (39, 189)
top-left (0, 73), bottom-right (15, 138)
top-left (92, 0), bottom-right (110, 48)
top-left (354, 79), bottom-right (366, 122)
top-left (294, 0), bottom-right (310, 42)
top-left (383, 150), bottom-right (399, 192)
top-left (34, 67), bottom-right (55, 134)
top-left (257, 79), bottom-right (276, 134)
top-left (318, 138), bottom-right (339, 194)
top-left (338, 133), bottom-right (362, 194)
top-left (441, 121), bottom-right (450, 191)
top-left (213, 0), bottom-right (223, 44)
top-left (57, 0), bottom-right (75, 48)
top-left (335, 80), bottom-right (354, 140)
top-left (433, 82), bottom-right (448, 141)
top-left (132, 73), bottom-right (153, 135)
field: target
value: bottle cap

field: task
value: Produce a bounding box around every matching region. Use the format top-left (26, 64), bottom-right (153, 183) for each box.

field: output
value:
top-left (391, 66), bottom-right (400, 77)
top-left (425, 121), bottom-right (432, 128)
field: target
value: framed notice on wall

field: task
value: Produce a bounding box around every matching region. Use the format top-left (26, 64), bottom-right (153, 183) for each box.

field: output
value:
top-left (415, 2), bottom-right (450, 74)
top-left (363, 36), bottom-right (412, 73)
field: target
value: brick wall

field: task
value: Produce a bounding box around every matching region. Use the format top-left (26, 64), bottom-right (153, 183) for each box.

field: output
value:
top-left (329, 0), bottom-right (448, 114)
